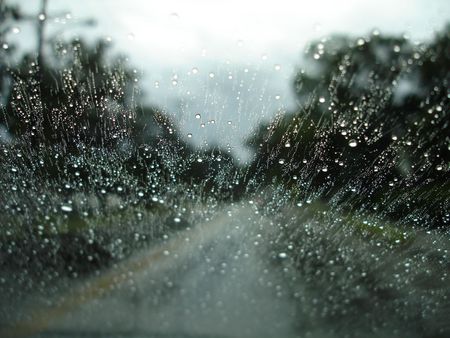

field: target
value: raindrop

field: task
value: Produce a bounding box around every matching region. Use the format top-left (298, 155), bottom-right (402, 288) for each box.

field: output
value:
top-left (348, 140), bottom-right (358, 147)
top-left (169, 12), bottom-right (179, 21)
top-left (61, 205), bottom-right (73, 212)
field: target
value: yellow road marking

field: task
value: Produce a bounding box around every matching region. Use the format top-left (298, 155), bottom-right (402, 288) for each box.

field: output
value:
top-left (1, 209), bottom-right (237, 338)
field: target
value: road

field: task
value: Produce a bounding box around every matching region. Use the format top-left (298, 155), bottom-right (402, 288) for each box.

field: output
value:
top-left (2, 203), bottom-right (298, 338)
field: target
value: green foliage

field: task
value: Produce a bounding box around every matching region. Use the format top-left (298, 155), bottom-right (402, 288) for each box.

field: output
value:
top-left (247, 25), bottom-right (450, 228)
top-left (3, 39), bottom-right (139, 147)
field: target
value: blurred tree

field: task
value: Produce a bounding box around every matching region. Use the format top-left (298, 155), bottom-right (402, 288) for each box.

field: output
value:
top-left (0, 0), bottom-right (23, 105)
top-left (0, 0), bottom-right (242, 200)
top-left (0, 0), bottom-right (174, 150)
top-left (247, 25), bottom-right (449, 228)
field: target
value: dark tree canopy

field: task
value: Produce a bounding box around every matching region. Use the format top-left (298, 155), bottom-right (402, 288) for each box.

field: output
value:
top-left (247, 25), bottom-right (449, 228)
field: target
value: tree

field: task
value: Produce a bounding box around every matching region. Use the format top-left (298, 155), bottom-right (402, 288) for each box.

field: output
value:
top-left (247, 25), bottom-right (449, 228)
top-left (0, 0), bottom-right (174, 151)
top-left (0, 0), bottom-right (23, 106)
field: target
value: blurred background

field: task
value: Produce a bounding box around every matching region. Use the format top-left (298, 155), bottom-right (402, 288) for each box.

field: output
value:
top-left (5, 0), bottom-right (449, 161)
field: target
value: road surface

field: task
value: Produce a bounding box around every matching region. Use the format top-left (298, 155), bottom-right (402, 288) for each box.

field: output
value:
top-left (2, 203), bottom-right (299, 338)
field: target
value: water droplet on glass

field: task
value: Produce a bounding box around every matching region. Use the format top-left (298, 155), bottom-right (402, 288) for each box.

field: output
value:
top-left (195, 113), bottom-right (201, 119)
top-left (348, 140), bottom-right (358, 147)
top-left (169, 12), bottom-right (179, 21)
top-left (61, 205), bottom-right (73, 212)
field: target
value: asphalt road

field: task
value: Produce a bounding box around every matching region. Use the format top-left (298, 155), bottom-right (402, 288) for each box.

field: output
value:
top-left (2, 203), bottom-right (298, 338)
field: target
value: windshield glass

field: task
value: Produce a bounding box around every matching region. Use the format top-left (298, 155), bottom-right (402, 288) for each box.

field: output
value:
top-left (0, 1), bottom-right (449, 337)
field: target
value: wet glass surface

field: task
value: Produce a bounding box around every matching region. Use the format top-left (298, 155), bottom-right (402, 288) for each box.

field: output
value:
top-left (0, 1), bottom-right (449, 337)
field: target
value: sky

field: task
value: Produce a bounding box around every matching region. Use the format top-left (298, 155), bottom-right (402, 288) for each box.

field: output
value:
top-left (8, 0), bottom-right (450, 160)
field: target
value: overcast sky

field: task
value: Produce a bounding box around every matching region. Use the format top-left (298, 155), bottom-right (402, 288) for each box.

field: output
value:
top-left (9, 0), bottom-right (450, 160)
